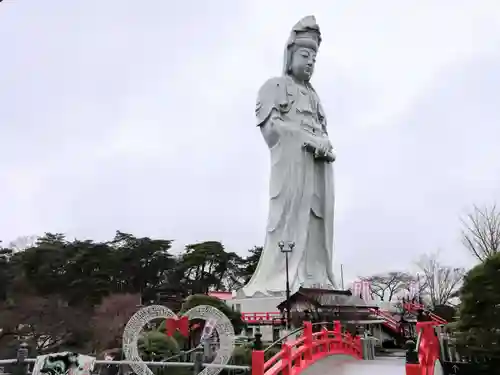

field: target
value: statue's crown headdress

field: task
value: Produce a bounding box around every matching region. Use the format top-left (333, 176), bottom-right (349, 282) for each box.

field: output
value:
top-left (286, 15), bottom-right (322, 51)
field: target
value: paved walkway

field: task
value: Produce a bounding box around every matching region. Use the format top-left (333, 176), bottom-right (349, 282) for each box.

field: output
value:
top-left (334, 357), bottom-right (405, 374)
top-left (300, 355), bottom-right (405, 375)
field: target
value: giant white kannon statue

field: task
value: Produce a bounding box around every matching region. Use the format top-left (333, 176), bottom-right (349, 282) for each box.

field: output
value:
top-left (242, 16), bottom-right (337, 297)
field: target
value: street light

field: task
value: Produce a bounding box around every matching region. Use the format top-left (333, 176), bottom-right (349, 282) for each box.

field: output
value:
top-left (278, 240), bottom-right (295, 330)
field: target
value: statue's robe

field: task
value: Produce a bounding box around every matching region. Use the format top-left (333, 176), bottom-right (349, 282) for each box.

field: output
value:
top-left (242, 75), bottom-right (336, 297)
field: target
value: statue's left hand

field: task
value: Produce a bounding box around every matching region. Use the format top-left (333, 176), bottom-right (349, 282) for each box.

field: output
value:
top-left (324, 138), bottom-right (333, 151)
top-left (329, 148), bottom-right (337, 162)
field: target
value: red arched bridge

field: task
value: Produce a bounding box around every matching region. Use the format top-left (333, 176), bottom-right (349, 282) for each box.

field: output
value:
top-left (251, 321), bottom-right (363, 375)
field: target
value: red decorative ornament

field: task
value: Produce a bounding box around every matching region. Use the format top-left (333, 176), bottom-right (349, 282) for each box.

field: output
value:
top-left (165, 316), bottom-right (189, 337)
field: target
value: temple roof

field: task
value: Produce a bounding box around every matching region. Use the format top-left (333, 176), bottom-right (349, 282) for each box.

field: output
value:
top-left (276, 287), bottom-right (379, 310)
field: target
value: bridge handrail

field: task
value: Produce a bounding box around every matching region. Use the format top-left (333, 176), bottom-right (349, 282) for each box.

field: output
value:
top-left (368, 308), bottom-right (400, 333)
top-left (252, 320), bottom-right (362, 375)
top-left (264, 326), bottom-right (305, 353)
top-left (369, 308), bottom-right (398, 325)
top-left (404, 302), bottom-right (447, 325)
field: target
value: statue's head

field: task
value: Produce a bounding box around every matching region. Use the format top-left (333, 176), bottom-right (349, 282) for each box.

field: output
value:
top-left (284, 16), bottom-right (322, 82)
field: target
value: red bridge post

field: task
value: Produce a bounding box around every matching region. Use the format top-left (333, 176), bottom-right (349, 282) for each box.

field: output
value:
top-left (281, 343), bottom-right (292, 375)
top-left (251, 349), bottom-right (265, 375)
top-left (405, 321), bottom-right (441, 375)
top-left (303, 321), bottom-right (313, 361)
top-left (321, 326), bottom-right (329, 352)
top-left (405, 363), bottom-right (420, 375)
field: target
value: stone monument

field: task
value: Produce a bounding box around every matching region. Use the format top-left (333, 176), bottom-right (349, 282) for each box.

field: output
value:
top-left (240, 15), bottom-right (336, 298)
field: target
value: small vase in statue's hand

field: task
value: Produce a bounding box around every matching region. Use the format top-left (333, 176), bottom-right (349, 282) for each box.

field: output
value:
top-left (302, 142), bottom-right (336, 163)
top-left (315, 146), bottom-right (328, 158)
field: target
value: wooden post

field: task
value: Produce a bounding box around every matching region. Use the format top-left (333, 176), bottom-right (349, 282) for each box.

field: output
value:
top-left (193, 352), bottom-right (203, 375)
top-left (281, 343), bottom-right (292, 375)
top-left (322, 327), bottom-right (329, 353)
top-left (253, 331), bottom-right (263, 350)
top-left (303, 321), bottom-right (313, 361)
top-left (333, 320), bottom-right (341, 335)
top-left (14, 342), bottom-right (29, 375)
top-left (333, 320), bottom-right (341, 350)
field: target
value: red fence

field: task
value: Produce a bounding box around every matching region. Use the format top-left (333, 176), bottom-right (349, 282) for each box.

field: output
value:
top-left (405, 321), bottom-right (441, 375)
top-left (252, 321), bottom-right (362, 375)
top-left (243, 309), bottom-right (407, 337)
top-left (242, 306), bottom-right (445, 339)
top-left (242, 312), bottom-right (282, 324)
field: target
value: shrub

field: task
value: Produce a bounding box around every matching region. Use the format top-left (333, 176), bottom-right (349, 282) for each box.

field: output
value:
top-left (458, 253), bottom-right (500, 356)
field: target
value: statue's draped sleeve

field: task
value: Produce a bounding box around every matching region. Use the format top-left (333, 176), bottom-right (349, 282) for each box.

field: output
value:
top-left (318, 101), bottom-right (328, 135)
top-left (255, 77), bottom-right (290, 126)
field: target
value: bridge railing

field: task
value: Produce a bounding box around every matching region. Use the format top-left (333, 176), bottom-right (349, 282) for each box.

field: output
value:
top-left (368, 308), bottom-right (399, 331)
top-left (0, 358), bottom-right (250, 375)
top-left (403, 303), bottom-right (447, 325)
top-left (0, 350), bottom-right (251, 375)
top-left (251, 321), bottom-right (362, 375)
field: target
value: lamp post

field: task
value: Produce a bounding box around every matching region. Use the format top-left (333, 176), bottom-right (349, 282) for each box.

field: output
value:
top-left (278, 240), bottom-right (295, 330)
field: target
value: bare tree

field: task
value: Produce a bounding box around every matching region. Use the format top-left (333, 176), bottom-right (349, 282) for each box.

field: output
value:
top-left (0, 294), bottom-right (89, 353)
top-left (461, 204), bottom-right (500, 262)
top-left (402, 273), bottom-right (428, 298)
top-left (417, 252), bottom-right (465, 308)
top-left (91, 293), bottom-right (141, 351)
top-left (360, 272), bottom-right (415, 301)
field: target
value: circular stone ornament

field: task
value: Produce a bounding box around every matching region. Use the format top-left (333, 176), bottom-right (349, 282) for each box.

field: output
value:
top-left (183, 304), bottom-right (235, 375)
top-left (122, 304), bottom-right (235, 375)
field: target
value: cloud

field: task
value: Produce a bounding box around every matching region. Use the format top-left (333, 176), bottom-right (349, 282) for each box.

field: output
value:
top-left (335, 52), bottom-right (500, 280)
top-left (1, 0), bottom-right (500, 282)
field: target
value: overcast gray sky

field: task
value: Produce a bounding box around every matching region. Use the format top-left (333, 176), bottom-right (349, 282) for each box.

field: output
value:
top-left (1, 1), bottom-right (499, 283)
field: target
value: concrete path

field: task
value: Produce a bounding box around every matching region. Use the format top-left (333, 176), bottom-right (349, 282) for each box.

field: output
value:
top-left (334, 357), bottom-right (405, 374)
top-left (300, 355), bottom-right (405, 375)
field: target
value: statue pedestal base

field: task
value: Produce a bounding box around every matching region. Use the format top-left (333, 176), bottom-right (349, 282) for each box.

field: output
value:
top-left (228, 289), bottom-right (286, 316)
top-left (226, 290), bottom-right (286, 342)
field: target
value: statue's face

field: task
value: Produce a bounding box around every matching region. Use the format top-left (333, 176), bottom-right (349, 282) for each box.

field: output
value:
top-left (290, 47), bottom-right (316, 81)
